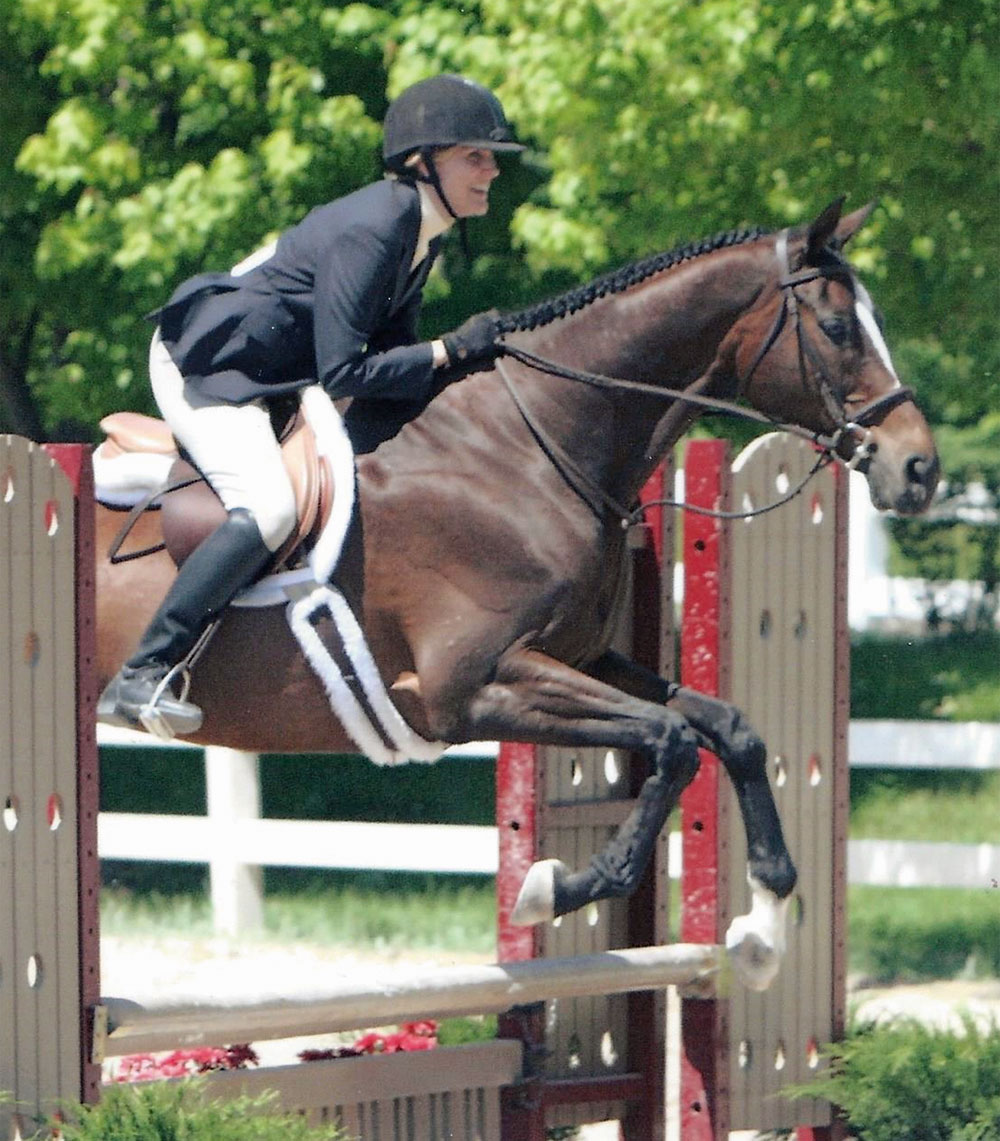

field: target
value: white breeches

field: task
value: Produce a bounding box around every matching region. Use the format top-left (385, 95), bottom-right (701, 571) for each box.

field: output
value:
top-left (149, 331), bottom-right (297, 553)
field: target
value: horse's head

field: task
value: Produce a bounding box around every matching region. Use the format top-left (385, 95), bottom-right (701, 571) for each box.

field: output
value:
top-left (731, 199), bottom-right (939, 515)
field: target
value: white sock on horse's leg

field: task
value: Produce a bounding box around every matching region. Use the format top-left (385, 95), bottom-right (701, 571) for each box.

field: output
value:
top-left (725, 870), bottom-right (791, 991)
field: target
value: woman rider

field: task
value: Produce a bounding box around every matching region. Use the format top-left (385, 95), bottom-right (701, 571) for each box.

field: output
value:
top-left (98, 74), bottom-right (525, 737)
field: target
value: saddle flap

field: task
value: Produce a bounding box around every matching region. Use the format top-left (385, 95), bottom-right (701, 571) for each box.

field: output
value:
top-left (154, 413), bottom-right (332, 570)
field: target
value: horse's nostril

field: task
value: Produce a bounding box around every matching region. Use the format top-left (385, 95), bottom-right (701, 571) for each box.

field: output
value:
top-left (904, 454), bottom-right (940, 499)
top-left (904, 453), bottom-right (939, 492)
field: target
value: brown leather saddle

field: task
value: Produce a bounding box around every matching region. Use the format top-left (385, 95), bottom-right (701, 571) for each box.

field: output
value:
top-left (98, 410), bottom-right (335, 570)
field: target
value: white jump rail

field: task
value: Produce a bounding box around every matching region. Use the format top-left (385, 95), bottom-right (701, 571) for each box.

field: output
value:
top-left (848, 719), bottom-right (1000, 770)
top-left (94, 942), bottom-right (725, 1059)
top-left (99, 813), bottom-right (499, 872)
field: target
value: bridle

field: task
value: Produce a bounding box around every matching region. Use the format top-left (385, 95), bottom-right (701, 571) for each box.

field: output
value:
top-left (494, 229), bottom-right (916, 526)
top-left (748, 230), bottom-right (915, 468)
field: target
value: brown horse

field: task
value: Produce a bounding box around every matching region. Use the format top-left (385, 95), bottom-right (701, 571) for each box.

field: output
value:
top-left (95, 200), bottom-right (938, 989)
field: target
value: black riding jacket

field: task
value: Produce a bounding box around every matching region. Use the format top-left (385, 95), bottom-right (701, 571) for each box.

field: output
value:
top-left (154, 178), bottom-right (442, 407)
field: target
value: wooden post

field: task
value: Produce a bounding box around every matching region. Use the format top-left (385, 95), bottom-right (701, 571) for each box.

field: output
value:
top-left (205, 747), bottom-right (265, 935)
top-left (679, 439), bottom-right (731, 1141)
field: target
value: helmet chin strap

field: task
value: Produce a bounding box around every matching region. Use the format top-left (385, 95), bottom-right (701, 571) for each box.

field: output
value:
top-left (412, 148), bottom-right (472, 263)
top-left (417, 148), bottom-right (458, 218)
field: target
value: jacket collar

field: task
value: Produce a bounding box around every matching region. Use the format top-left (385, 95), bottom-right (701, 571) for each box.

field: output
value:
top-left (411, 181), bottom-right (454, 269)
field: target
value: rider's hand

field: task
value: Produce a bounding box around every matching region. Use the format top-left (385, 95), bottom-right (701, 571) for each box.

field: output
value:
top-left (441, 310), bottom-right (503, 367)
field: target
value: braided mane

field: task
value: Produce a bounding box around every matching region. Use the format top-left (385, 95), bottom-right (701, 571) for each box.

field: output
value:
top-left (498, 225), bottom-right (770, 334)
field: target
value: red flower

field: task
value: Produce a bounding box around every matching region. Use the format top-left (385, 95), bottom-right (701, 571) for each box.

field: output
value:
top-left (298, 1020), bottom-right (440, 1064)
top-left (392, 1031), bottom-right (436, 1051)
top-left (401, 1020), bottom-right (437, 1038)
top-left (111, 1044), bottom-right (258, 1082)
top-left (351, 1032), bottom-right (388, 1054)
top-left (351, 1020), bottom-right (438, 1054)
top-left (212, 1044), bottom-right (260, 1071)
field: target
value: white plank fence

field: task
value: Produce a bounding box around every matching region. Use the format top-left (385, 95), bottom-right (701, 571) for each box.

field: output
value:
top-left (97, 720), bottom-right (1000, 935)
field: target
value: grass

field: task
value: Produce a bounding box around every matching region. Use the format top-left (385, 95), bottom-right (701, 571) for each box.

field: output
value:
top-left (102, 870), bottom-right (497, 956)
top-left (102, 876), bottom-right (1000, 986)
top-left (260, 871), bottom-right (496, 953)
top-left (102, 885), bottom-right (215, 938)
top-left (850, 768), bottom-right (1000, 844)
top-left (849, 885), bottom-right (1000, 982)
top-left (847, 630), bottom-right (999, 980)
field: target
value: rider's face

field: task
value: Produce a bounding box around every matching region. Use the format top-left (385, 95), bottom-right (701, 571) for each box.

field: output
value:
top-left (428, 146), bottom-right (501, 218)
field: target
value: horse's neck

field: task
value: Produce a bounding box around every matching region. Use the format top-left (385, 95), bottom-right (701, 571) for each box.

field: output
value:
top-left (517, 243), bottom-right (771, 500)
top-left (524, 245), bottom-right (766, 380)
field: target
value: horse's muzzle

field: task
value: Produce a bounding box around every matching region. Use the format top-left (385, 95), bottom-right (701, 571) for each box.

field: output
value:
top-left (866, 448), bottom-right (940, 515)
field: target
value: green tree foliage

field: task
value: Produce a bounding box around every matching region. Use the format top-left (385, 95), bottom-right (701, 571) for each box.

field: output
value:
top-left (0, 0), bottom-right (61, 439)
top-left (5, 0), bottom-right (390, 431)
top-left (400, 0), bottom-right (998, 485)
top-left (3, 0), bottom-right (997, 511)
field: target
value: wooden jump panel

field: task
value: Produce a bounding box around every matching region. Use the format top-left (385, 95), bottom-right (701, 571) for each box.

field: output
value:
top-left (0, 437), bottom-right (98, 1138)
top-left (180, 1040), bottom-right (522, 1141)
top-left (724, 434), bottom-right (846, 1132)
top-left (680, 435), bottom-right (846, 1138)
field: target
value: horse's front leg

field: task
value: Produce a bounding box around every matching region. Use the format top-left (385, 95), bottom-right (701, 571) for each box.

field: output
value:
top-left (587, 651), bottom-right (797, 991)
top-left (425, 647), bottom-right (701, 932)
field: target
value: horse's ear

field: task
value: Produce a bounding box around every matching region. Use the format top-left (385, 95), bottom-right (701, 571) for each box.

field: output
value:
top-left (805, 197), bottom-right (847, 262)
top-left (832, 200), bottom-right (877, 249)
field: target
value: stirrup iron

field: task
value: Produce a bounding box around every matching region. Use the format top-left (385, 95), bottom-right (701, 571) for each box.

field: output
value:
top-left (138, 662), bottom-right (195, 741)
top-left (136, 618), bottom-right (220, 741)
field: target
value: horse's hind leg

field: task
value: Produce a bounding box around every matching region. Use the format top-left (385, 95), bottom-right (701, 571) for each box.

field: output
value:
top-left (588, 651), bottom-right (797, 990)
top-left (428, 647), bottom-right (702, 929)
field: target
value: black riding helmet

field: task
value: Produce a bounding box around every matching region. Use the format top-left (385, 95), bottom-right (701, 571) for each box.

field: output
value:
top-left (383, 75), bottom-right (524, 242)
top-left (383, 74), bottom-right (525, 171)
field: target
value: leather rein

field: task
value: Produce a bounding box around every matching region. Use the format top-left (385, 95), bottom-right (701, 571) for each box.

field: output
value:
top-left (494, 231), bottom-right (915, 526)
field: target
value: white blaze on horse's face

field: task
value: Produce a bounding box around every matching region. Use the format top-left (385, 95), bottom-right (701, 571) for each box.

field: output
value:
top-left (854, 282), bottom-right (901, 386)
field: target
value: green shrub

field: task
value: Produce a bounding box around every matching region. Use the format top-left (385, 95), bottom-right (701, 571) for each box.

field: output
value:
top-left (788, 1016), bottom-right (1000, 1140)
top-left (850, 631), bottom-right (1000, 721)
top-left (37, 1082), bottom-right (346, 1141)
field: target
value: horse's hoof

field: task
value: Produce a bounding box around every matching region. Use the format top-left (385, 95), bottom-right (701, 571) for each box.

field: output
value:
top-left (725, 913), bottom-right (781, 992)
top-left (510, 858), bottom-right (566, 926)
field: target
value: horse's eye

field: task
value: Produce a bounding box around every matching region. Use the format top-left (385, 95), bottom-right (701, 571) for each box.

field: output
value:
top-left (819, 316), bottom-right (851, 346)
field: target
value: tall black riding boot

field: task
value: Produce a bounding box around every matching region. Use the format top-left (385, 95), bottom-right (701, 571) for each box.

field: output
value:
top-left (98, 508), bottom-right (273, 737)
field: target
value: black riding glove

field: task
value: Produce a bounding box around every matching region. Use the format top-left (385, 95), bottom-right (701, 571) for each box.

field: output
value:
top-left (441, 310), bottom-right (503, 367)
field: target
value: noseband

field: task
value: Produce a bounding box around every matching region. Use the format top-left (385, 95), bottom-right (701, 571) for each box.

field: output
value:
top-left (495, 229), bottom-right (916, 525)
